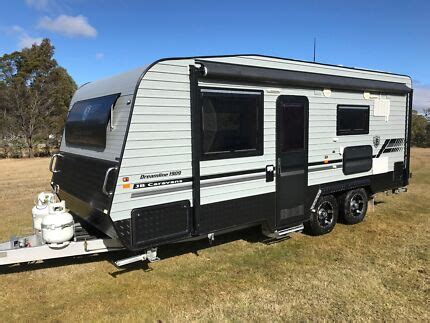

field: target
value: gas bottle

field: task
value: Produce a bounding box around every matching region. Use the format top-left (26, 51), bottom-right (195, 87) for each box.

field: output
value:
top-left (32, 192), bottom-right (55, 231)
top-left (41, 201), bottom-right (74, 246)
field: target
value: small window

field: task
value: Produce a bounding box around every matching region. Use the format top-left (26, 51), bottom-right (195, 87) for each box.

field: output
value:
top-left (65, 93), bottom-right (120, 148)
top-left (200, 88), bottom-right (263, 160)
top-left (337, 105), bottom-right (369, 136)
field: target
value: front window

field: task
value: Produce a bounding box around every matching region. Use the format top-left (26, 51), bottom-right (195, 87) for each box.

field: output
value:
top-left (65, 93), bottom-right (120, 148)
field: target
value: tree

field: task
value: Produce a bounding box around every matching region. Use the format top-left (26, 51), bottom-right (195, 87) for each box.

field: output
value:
top-left (0, 39), bottom-right (76, 157)
top-left (411, 110), bottom-right (428, 147)
top-left (426, 123), bottom-right (430, 147)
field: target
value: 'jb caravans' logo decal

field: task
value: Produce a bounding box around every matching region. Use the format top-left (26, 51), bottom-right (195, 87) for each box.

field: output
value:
top-left (133, 177), bottom-right (191, 189)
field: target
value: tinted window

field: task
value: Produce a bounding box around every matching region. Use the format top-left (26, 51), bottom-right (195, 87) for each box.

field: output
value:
top-left (337, 105), bottom-right (369, 135)
top-left (280, 102), bottom-right (305, 151)
top-left (65, 93), bottom-right (119, 148)
top-left (201, 89), bottom-right (263, 160)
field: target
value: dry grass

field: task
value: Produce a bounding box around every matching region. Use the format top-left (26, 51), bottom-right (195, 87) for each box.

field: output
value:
top-left (0, 149), bottom-right (429, 322)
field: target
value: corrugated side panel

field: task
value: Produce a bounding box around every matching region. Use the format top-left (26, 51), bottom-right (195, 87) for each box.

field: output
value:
top-left (110, 56), bottom-right (408, 222)
top-left (306, 93), bottom-right (407, 186)
top-left (111, 60), bottom-right (194, 221)
top-left (200, 56), bottom-right (408, 188)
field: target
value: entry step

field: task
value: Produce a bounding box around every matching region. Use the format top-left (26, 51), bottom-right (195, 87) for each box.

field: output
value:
top-left (264, 224), bottom-right (304, 239)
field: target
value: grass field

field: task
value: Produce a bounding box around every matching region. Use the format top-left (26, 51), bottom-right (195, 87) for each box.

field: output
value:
top-left (0, 149), bottom-right (429, 321)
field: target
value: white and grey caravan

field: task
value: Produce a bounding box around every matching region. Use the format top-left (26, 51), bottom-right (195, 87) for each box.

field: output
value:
top-left (0, 55), bottom-right (413, 267)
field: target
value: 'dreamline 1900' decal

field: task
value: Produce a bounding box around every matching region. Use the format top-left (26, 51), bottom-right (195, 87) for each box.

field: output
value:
top-left (133, 177), bottom-right (192, 189)
top-left (140, 170), bottom-right (182, 180)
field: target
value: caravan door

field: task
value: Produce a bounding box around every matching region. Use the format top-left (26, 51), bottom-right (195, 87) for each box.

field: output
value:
top-left (276, 95), bottom-right (309, 228)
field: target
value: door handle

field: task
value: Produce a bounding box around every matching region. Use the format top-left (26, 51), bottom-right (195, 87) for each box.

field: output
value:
top-left (49, 153), bottom-right (63, 173)
top-left (266, 165), bottom-right (274, 182)
top-left (102, 167), bottom-right (118, 196)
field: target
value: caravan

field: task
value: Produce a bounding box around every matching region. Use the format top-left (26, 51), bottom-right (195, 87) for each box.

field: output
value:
top-left (0, 55), bottom-right (413, 266)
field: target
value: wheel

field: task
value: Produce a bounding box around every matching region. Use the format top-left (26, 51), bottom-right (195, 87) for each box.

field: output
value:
top-left (305, 194), bottom-right (338, 236)
top-left (339, 188), bottom-right (368, 224)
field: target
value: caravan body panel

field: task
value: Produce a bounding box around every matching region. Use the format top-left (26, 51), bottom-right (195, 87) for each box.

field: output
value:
top-left (52, 55), bottom-right (412, 250)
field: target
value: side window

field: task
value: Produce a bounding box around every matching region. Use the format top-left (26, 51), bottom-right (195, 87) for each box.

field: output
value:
top-left (337, 105), bottom-right (369, 136)
top-left (200, 88), bottom-right (264, 160)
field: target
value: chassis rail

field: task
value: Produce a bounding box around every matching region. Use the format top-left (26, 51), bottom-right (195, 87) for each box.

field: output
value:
top-left (0, 235), bottom-right (124, 266)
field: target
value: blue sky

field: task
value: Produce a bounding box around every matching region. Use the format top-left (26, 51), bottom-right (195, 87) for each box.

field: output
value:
top-left (1, 0), bottom-right (429, 111)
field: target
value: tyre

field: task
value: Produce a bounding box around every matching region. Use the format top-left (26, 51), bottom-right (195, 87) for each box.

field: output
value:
top-left (305, 194), bottom-right (338, 236)
top-left (339, 188), bottom-right (368, 225)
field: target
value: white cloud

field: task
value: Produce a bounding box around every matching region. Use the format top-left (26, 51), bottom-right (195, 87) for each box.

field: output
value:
top-left (3, 25), bottom-right (43, 49)
top-left (10, 25), bottom-right (24, 33)
top-left (38, 15), bottom-right (97, 38)
top-left (95, 52), bottom-right (104, 60)
top-left (414, 85), bottom-right (430, 112)
top-left (18, 34), bottom-right (43, 48)
top-left (25, 0), bottom-right (50, 10)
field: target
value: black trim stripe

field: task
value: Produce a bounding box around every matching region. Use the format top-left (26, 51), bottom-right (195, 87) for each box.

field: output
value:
top-left (376, 138), bottom-right (404, 157)
top-left (376, 139), bottom-right (390, 157)
top-left (131, 183), bottom-right (193, 198)
top-left (200, 168), bottom-right (266, 181)
top-left (308, 164), bottom-right (342, 172)
top-left (130, 168), bottom-right (269, 197)
top-left (308, 159), bottom-right (342, 167)
top-left (201, 174), bottom-right (266, 187)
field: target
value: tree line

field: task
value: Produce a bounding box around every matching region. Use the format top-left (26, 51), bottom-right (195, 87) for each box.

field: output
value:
top-left (0, 39), bottom-right (76, 157)
top-left (0, 40), bottom-right (429, 158)
top-left (411, 109), bottom-right (430, 147)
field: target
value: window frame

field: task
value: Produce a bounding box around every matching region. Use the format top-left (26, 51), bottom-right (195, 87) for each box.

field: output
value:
top-left (199, 87), bottom-right (264, 161)
top-left (336, 104), bottom-right (370, 136)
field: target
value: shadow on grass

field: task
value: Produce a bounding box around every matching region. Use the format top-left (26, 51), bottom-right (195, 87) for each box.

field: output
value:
top-left (110, 226), bottom-right (289, 277)
top-left (374, 200), bottom-right (386, 206)
top-left (0, 251), bottom-right (125, 275)
top-left (0, 226), bottom-right (288, 276)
